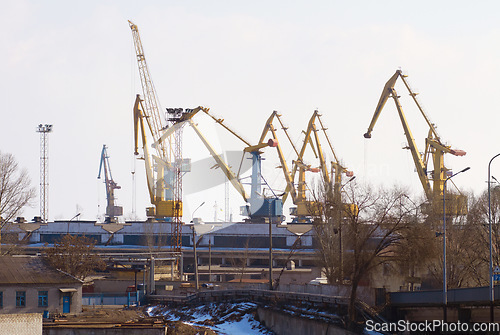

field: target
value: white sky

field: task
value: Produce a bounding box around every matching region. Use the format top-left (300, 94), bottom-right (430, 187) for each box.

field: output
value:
top-left (1, 0), bottom-right (499, 223)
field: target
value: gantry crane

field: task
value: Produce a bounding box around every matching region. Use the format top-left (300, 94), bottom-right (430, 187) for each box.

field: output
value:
top-left (98, 145), bottom-right (123, 222)
top-left (364, 69), bottom-right (467, 215)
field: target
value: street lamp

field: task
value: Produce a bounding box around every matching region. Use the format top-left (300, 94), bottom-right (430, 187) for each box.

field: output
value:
top-left (191, 202), bottom-right (205, 290)
top-left (67, 213), bottom-right (81, 234)
top-left (337, 176), bottom-right (356, 282)
top-left (192, 202), bottom-right (206, 222)
top-left (489, 154), bottom-right (500, 321)
top-left (443, 166), bottom-right (470, 322)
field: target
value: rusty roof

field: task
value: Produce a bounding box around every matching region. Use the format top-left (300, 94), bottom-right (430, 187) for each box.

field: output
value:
top-left (0, 256), bottom-right (82, 285)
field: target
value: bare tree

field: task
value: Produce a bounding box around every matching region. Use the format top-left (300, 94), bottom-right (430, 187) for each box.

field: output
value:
top-left (230, 240), bottom-right (251, 283)
top-left (393, 201), bottom-right (440, 291)
top-left (314, 182), bottom-right (415, 324)
top-left (42, 235), bottom-right (106, 280)
top-left (0, 152), bottom-right (36, 225)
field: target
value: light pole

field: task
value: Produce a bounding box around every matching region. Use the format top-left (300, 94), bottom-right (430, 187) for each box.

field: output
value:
top-left (489, 154), bottom-right (500, 321)
top-left (67, 213), bottom-right (81, 234)
top-left (269, 215), bottom-right (273, 290)
top-left (443, 166), bottom-right (470, 322)
top-left (191, 202), bottom-right (205, 290)
top-left (337, 176), bottom-right (355, 283)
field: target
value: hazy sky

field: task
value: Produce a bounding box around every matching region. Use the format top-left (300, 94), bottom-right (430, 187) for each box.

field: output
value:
top-left (2, 0), bottom-right (500, 223)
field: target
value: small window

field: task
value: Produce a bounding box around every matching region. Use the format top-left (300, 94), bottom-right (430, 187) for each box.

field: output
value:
top-left (16, 291), bottom-right (26, 307)
top-left (38, 291), bottom-right (48, 307)
top-left (0, 291), bottom-right (3, 308)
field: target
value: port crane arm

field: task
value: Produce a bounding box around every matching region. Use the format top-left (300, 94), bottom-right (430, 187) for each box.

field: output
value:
top-left (364, 71), bottom-right (400, 139)
top-left (133, 95), bottom-right (156, 203)
top-left (187, 119), bottom-right (250, 202)
top-left (128, 20), bottom-right (167, 159)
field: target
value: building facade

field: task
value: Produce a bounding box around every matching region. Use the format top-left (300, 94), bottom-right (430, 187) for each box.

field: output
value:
top-left (0, 256), bottom-right (82, 315)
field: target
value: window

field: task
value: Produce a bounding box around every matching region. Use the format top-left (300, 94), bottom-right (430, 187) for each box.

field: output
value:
top-left (38, 291), bottom-right (48, 307)
top-left (0, 291), bottom-right (3, 308)
top-left (16, 291), bottom-right (26, 307)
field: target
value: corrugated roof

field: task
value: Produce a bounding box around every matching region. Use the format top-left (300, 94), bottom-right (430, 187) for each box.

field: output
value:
top-left (0, 256), bottom-right (82, 285)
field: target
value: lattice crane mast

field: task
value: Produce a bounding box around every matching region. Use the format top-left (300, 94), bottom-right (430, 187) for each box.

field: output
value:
top-left (364, 69), bottom-right (467, 215)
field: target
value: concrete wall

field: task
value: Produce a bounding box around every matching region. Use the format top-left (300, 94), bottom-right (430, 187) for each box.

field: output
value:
top-left (257, 307), bottom-right (354, 335)
top-left (0, 313), bottom-right (42, 335)
top-left (23, 221), bottom-right (316, 248)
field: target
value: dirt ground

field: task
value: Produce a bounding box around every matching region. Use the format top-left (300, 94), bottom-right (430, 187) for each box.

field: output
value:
top-left (57, 306), bottom-right (217, 335)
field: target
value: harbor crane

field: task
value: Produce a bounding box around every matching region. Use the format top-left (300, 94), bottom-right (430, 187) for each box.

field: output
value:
top-left (364, 69), bottom-right (467, 215)
top-left (252, 110), bottom-right (355, 223)
top-left (129, 20), bottom-right (178, 219)
top-left (291, 110), bottom-right (356, 221)
top-left (98, 145), bottom-right (123, 222)
top-left (130, 20), bottom-right (193, 254)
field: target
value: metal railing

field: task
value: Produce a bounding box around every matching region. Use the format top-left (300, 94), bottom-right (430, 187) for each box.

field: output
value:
top-left (83, 292), bottom-right (143, 307)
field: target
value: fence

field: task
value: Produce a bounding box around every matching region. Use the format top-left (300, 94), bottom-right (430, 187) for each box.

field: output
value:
top-left (218, 282), bottom-right (375, 305)
top-left (82, 292), bottom-right (143, 307)
top-left (390, 286), bottom-right (500, 306)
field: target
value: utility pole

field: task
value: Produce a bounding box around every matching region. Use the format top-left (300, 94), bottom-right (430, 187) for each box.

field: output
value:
top-left (37, 124), bottom-right (53, 223)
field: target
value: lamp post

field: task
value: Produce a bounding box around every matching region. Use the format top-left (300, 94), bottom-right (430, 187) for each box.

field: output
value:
top-left (67, 213), bottom-right (81, 234)
top-left (269, 215), bottom-right (273, 290)
top-left (489, 154), bottom-right (500, 321)
top-left (337, 176), bottom-right (355, 283)
top-left (191, 202), bottom-right (205, 290)
top-left (443, 166), bottom-right (470, 322)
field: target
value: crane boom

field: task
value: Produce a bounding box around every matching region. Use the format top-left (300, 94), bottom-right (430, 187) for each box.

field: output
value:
top-left (188, 119), bottom-right (250, 202)
top-left (154, 108), bottom-right (250, 201)
top-left (128, 20), bottom-right (168, 160)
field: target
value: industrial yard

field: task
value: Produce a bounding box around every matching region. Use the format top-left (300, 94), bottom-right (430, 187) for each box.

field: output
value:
top-left (2, 1), bottom-right (500, 334)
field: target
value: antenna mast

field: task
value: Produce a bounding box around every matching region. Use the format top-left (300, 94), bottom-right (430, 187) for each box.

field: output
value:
top-left (37, 124), bottom-right (53, 223)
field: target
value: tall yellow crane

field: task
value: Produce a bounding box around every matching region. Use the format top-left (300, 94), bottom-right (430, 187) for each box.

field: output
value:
top-left (364, 69), bottom-right (467, 214)
top-left (129, 20), bottom-right (177, 219)
top-left (130, 20), bottom-right (191, 256)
